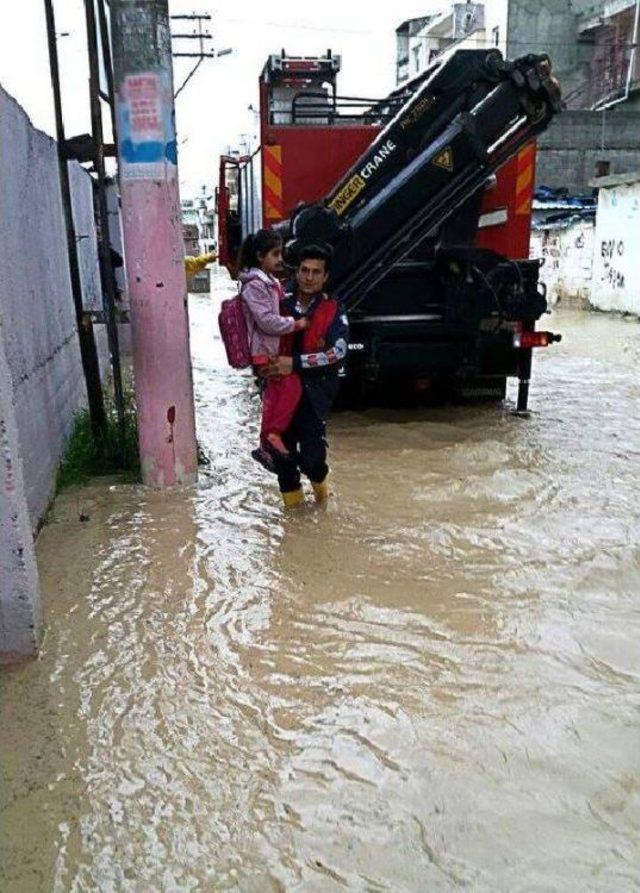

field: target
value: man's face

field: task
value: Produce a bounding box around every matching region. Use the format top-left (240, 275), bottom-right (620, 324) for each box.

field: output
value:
top-left (297, 258), bottom-right (329, 297)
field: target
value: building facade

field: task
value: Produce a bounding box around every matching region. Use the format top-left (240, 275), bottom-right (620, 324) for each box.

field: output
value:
top-left (575, 1), bottom-right (640, 108)
top-left (396, 1), bottom-right (640, 111)
top-left (182, 222), bottom-right (199, 257)
top-left (395, 3), bottom-right (640, 190)
top-left (396, 3), bottom-right (509, 85)
top-left (181, 189), bottom-right (217, 256)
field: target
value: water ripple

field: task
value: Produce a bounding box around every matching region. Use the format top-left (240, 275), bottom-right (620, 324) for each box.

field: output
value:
top-left (2, 284), bottom-right (639, 891)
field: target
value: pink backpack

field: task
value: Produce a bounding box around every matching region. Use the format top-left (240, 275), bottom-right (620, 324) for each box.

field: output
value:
top-left (218, 295), bottom-right (251, 369)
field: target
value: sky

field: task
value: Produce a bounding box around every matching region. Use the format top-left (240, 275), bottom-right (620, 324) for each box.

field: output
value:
top-left (0, 0), bottom-right (438, 198)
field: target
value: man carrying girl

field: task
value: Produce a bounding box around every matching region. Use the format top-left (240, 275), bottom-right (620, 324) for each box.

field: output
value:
top-left (238, 230), bottom-right (348, 506)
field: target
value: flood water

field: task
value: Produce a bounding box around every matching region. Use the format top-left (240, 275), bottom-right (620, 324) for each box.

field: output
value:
top-left (2, 269), bottom-right (639, 891)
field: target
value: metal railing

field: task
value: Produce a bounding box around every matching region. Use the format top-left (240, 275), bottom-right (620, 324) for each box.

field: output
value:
top-left (271, 91), bottom-right (406, 126)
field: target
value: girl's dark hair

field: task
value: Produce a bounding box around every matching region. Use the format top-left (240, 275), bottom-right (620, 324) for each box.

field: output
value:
top-left (238, 229), bottom-right (282, 270)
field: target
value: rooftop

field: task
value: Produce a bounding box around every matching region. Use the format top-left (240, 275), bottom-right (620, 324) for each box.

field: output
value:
top-left (589, 170), bottom-right (640, 188)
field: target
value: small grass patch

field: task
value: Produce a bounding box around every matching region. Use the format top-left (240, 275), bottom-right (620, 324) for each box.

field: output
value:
top-left (56, 387), bottom-right (140, 492)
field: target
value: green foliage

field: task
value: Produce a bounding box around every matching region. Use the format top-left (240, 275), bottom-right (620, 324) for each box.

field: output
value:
top-left (56, 387), bottom-right (140, 492)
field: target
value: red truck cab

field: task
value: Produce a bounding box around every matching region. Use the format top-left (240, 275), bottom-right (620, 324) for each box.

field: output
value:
top-left (218, 50), bottom-right (536, 273)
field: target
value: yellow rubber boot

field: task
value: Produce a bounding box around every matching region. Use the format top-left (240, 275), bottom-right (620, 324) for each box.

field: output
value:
top-left (281, 488), bottom-right (304, 508)
top-left (311, 479), bottom-right (329, 504)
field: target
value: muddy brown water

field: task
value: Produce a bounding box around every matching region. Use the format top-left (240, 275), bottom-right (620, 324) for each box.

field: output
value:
top-left (2, 271), bottom-right (640, 891)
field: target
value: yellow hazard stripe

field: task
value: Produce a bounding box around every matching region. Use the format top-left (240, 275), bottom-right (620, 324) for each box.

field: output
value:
top-left (264, 144), bottom-right (282, 164)
top-left (265, 201), bottom-right (281, 219)
top-left (517, 144), bottom-right (535, 165)
top-left (516, 165), bottom-right (533, 196)
top-left (264, 166), bottom-right (282, 199)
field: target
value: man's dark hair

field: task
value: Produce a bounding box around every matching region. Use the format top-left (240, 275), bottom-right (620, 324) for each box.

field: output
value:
top-left (297, 243), bottom-right (332, 273)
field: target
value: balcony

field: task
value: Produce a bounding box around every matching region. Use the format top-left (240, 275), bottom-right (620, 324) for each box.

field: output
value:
top-left (396, 57), bottom-right (409, 83)
top-left (577, 0), bottom-right (637, 34)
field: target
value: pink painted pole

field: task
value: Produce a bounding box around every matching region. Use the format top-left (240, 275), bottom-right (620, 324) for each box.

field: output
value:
top-left (111, 0), bottom-right (197, 487)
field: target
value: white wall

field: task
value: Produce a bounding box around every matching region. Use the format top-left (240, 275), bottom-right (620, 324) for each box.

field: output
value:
top-left (531, 184), bottom-right (640, 317)
top-left (591, 179), bottom-right (640, 314)
top-left (530, 220), bottom-right (594, 306)
top-left (484, 0), bottom-right (509, 55)
top-left (0, 86), bottom-right (109, 529)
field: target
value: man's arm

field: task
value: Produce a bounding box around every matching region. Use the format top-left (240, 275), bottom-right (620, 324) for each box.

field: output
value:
top-left (293, 304), bottom-right (349, 374)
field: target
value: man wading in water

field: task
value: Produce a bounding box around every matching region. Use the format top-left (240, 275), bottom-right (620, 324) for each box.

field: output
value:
top-left (262, 245), bottom-right (349, 507)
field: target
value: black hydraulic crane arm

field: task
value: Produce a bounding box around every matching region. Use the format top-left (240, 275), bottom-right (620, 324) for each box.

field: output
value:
top-left (281, 49), bottom-right (562, 310)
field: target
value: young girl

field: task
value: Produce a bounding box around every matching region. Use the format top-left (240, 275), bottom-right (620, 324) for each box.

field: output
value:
top-left (238, 230), bottom-right (306, 469)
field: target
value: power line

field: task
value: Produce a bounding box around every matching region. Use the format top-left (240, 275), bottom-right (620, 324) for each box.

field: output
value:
top-left (218, 14), bottom-right (372, 35)
top-left (171, 12), bottom-right (233, 98)
top-left (174, 56), bottom-right (204, 99)
top-left (216, 13), bottom-right (638, 49)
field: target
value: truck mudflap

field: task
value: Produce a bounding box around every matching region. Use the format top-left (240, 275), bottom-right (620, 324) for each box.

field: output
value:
top-left (512, 321), bottom-right (562, 414)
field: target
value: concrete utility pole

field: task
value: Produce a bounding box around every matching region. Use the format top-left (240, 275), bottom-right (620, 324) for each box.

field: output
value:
top-left (110, 0), bottom-right (198, 487)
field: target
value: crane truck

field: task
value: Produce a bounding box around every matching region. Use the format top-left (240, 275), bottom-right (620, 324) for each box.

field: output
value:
top-left (217, 47), bottom-right (562, 411)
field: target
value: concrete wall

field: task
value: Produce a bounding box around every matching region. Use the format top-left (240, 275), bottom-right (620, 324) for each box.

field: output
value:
top-left (0, 86), bottom-right (109, 529)
top-left (535, 110), bottom-right (640, 191)
top-left (0, 325), bottom-right (42, 661)
top-left (591, 177), bottom-right (640, 313)
top-left (0, 84), bottom-right (116, 659)
top-left (530, 220), bottom-right (594, 306)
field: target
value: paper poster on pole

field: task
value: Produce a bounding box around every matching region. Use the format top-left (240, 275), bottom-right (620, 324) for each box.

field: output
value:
top-left (117, 71), bottom-right (178, 180)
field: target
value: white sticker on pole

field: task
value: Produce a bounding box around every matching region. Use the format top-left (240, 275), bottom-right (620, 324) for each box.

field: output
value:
top-left (117, 72), bottom-right (177, 180)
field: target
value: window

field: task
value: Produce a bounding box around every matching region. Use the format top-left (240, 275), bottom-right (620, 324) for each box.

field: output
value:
top-left (492, 26), bottom-right (500, 47)
top-left (412, 44), bottom-right (422, 73)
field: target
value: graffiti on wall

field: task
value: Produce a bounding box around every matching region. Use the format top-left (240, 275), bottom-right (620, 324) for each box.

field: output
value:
top-left (600, 238), bottom-right (625, 289)
top-left (531, 220), bottom-right (595, 307)
top-left (592, 179), bottom-right (640, 313)
top-left (541, 231), bottom-right (561, 270)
